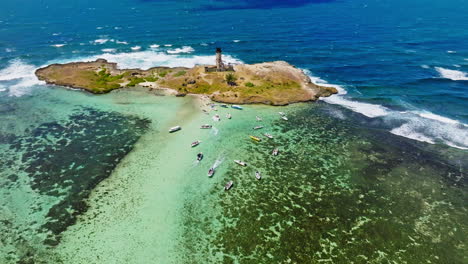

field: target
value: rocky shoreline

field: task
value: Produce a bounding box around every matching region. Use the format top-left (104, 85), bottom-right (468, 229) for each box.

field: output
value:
top-left (35, 59), bottom-right (337, 106)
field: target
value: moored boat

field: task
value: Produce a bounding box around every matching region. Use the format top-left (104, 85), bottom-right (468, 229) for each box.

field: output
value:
top-left (224, 181), bottom-right (233, 191)
top-left (191, 140), bottom-right (201, 147)
top-left (256, 116), bottom-right (262, 121)
top-left (169, 126), bottom-right (181, 133)
top-left (208, 168), bottom-right (215, 177)
top-left (231, 105), bottom-right (243, 110)
top-left (281, 116), bottom-right (288, 121)
top-left (226, 113), bottom-right (232, 119)
top-left (197, 152), bottom-right (203, 161)
top-left (200, 124), bottom-right (212, 129)
top-left (264, 133), bottom-right (273, 139)
top-left (220, 104), bottom-right (228, 108)
top-left (234, 160), bottom-right (247, 166)
top-left (253, 125), bottom-right (264, 130)
top-left (250, 135), bottom-right (261, 142)
top-left (278, 112), bottom-right (285, 116)
top-left (272, 148), bottom-right (279, 156)
top-left (213, 114), bottom-right (221, 121)
top-left (255, 171), bottom-right (261, 180)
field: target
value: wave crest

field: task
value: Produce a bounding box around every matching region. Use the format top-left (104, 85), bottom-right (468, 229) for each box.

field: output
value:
top-left (0, 59), bottom-right (44, 97)
top-left (435, 67), bottom-right (468, 81)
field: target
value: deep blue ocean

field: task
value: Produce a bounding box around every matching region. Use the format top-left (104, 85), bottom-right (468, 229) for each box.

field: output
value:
top-left (0, 0), bottom-right (467, 146)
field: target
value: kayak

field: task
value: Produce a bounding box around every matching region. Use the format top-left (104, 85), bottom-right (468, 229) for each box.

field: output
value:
top-left (250, 135), bottom-right (261, 142)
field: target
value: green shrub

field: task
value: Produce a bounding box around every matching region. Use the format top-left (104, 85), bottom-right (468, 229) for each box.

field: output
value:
top-left (174, 70), bottom-right (186, 77)
top-left (245, 82), bottom-right (255, 87)
top-left (159, 71), bottom-right (168, 77)
top-left (127, 77), bottom-right (146, 87)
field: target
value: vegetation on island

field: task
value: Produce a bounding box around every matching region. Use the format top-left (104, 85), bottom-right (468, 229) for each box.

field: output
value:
top-left (35, 59), bottom-right (338, 105)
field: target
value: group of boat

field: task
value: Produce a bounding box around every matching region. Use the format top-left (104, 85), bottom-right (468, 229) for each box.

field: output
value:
top-left (169, 103), bottom-right (287, 191)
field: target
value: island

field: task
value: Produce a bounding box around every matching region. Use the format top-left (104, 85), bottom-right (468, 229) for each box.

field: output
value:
top-left (35, 49), bottom-right (337, 106)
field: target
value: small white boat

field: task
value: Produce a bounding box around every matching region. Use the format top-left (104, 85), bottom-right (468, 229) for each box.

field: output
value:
top-left (213, 114), bottom-right (221, 122)
top-left (272, 148), bottom-right (279, 156)
top-left (197, 152), bottom-right (203, 161)
top-left (200, 124), bottom-right (212, 129)
top-left (191, 140), bottom-right (201, 147)
top-left (278, 112), bottom-right (285, 116)
top-left (281, 116), bottom-right (288, 121)
top-left (220, 104), bottom-right (228, 108)
top-left (255, 171), bottom-right (261, 180)
top-left (264, 133), bottom-right (273, 139)
top-left (253, 125), bottom-right (264, 130)
top-left (256, 116), bottom-right (262, 121)
top-left (231, 105), bottom-right (243, 110)
top-left (208, 168), bottom-right (215, 177)
top-left (234, 160), bottom-right (247, 166)
top-left (226, 113), bottom-right (232, 119)
top-left (224, 181), bottom-right (233, 191)
top-left (169, 126), bottom-right (181, 133)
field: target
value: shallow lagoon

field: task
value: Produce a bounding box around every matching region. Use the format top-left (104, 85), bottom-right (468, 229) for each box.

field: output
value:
top-left (0, 86), bottom-right (465, 263)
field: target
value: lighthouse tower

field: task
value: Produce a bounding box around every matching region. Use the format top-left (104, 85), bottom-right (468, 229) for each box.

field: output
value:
top-left (216, 47), bottom-right (224, 71)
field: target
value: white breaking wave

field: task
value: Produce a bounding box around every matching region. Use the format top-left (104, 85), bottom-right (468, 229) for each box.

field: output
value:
top-left (131, 46), bottom-right (141, 51)
top-left (233, 40), bottom-right (241, 43)
top-left (164, 44), bottom-right (172, 47)
top-left (62, 50), bottom-right (243, 70)
top-left (306, 70), bottom-right (468, 149)
top-left (435, 67), bottom-right (468, 81)
top-left (116, 40), bottom-right (128, 45)
top-left (149, 44), bottom-right (160, 49)
top-left (0, 59), bottom-right (44, 97)
top-left (167, 46), bottom-right (194, 54)
top-left (94, 38), bottom-right (109, 44)
top-left (101, 48), bottom-right (117, 53)
top-left (390, 115), bottom-right (468, 150)
top-left (51, 44), bottom-right (66, 48)
top-left (307, 72), bottom-right (390, 118)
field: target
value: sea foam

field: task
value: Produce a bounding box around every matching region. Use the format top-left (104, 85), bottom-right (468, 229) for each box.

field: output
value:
top-left (0, 59), bottom-right (44, 96)
top-left (167, 46), bottom-right (194, 54)
top-left (63, 50), bottom-right (243, 70)
top-left (306, 71), bottom-right (468, 149)
top-left (435, 67), bottom-right (468, 81)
